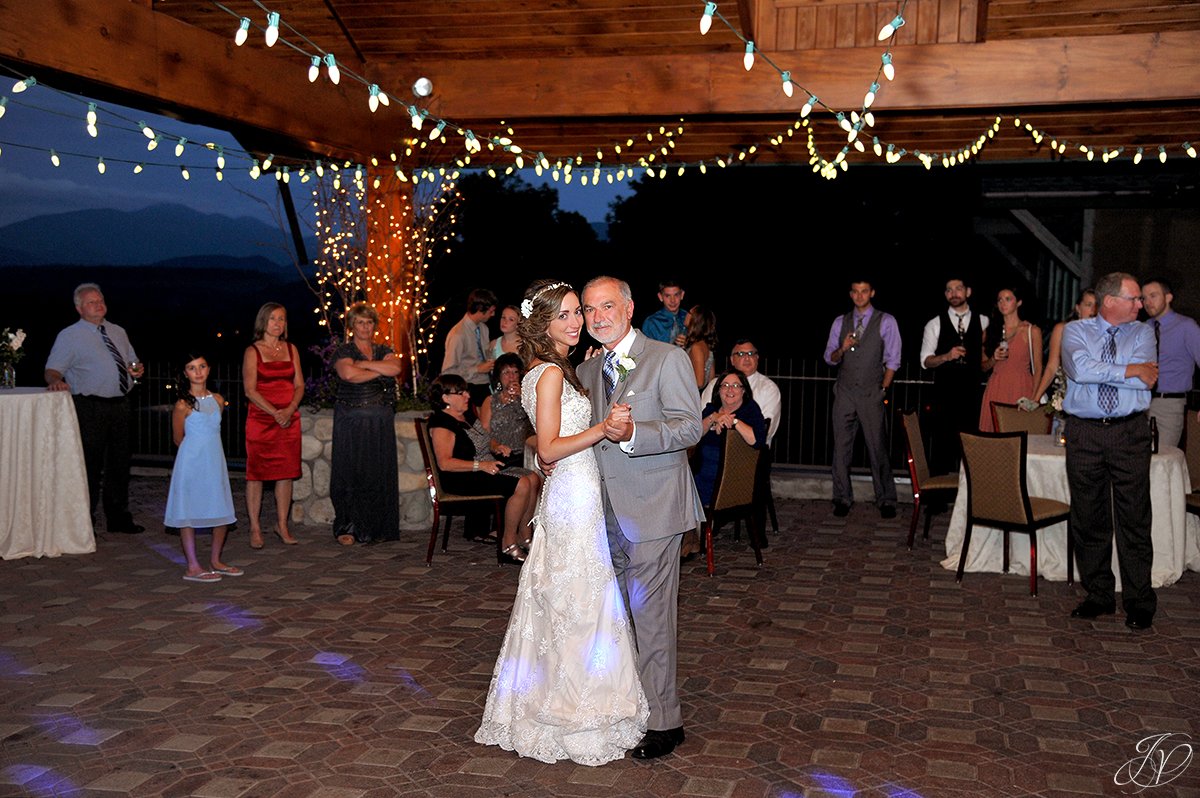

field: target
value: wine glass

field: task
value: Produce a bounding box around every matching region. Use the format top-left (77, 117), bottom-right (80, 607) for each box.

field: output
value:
top-left (127, 359), bottom-right (141, 387)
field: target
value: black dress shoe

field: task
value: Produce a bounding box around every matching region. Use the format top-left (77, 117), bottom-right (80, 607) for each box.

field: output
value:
top-left (631, 727), bottom-right (685, 760)
top-left (1070, 600), bottom-right (1116, 619)
top-left (111, 522), bottom-right (145, 535)
top-left (832, 502), bottom-right (851, 518)
top-left (879, 504), bottom-right (897, 519)
top-left (1125, 610), bottom-right (1154, 631)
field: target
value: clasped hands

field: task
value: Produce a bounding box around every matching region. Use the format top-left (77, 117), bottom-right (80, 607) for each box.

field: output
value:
top-left (603, 402), bottom-right (633, 442)
top-left (707, 409), bottom-right (739, 432)
top-left (272, 407), bottom-right (293, 427)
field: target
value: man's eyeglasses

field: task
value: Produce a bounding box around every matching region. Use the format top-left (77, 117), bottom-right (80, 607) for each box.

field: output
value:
top-left (1116, 294), bottom-right (1144, 303)
top-left (731, 350), bottom-right (758, 358)
top-left (720, 383), bottom-right (745, 390)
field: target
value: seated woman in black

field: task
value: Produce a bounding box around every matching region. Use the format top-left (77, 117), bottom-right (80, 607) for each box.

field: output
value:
top-left (428, 374), bottom-right (540, 563)
top-left (693, 369), bottom-right (767, 507)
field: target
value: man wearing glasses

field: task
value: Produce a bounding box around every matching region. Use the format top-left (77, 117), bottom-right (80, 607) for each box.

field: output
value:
top-left (701, 339), bottom-right (781, 445)
top-left (1062, 272), bottom-right (1158, 631)
top-left (824, 279), bottom-right (902, 518)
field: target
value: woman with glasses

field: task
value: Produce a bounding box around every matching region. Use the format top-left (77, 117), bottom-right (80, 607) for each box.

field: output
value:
top-left (693, 370), bottom-right (767, 508)
top-left (427, 373), bottom-right (539, 563)
top-left (330, 302), bottom-right (402, 546)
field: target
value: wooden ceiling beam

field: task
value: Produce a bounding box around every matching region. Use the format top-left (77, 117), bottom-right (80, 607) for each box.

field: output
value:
top-left (0, 0), bottom-right (1195, 165)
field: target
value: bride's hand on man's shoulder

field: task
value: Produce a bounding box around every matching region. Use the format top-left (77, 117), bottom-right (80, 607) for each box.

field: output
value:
top-left (583, 346), bottom-right (601, 360)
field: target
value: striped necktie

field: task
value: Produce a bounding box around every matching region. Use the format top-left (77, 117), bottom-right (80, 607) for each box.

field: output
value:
top-left (474, 324), bottom-right (485, 359)
top-left (1098, 327), bottom-right (1119, 416)
top-left (99, 324), bottom-right (130, 394)
top-left (603, 350), bottom-right (617, 402)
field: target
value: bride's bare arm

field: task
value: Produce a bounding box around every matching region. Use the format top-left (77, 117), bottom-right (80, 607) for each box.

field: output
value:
top-left (534, 365), bottom-right (607, 463)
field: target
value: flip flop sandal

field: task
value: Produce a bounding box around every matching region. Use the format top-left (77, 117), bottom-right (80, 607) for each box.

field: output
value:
top-left (183, 572), bottom-right (221, 583)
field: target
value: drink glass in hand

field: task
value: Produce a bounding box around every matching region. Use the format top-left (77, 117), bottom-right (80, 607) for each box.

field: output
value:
top-left (128, 359), bottom-right (141, 386)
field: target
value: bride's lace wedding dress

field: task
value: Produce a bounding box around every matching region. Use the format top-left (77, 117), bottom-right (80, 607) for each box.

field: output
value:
top-left (475, 362), bottom-right (649, 765)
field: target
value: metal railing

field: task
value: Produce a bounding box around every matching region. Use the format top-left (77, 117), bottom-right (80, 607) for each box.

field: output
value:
top-left (762, 359), bottom-right (937, 473)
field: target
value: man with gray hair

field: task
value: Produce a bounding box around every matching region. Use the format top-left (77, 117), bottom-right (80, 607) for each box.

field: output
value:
top-left (46, 283), bottom-right (145, 534)
top-left (1062, 272), bottom-right (1157, 631)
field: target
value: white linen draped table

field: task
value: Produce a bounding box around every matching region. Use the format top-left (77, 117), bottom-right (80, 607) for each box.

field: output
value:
top-left (0, 388), bottom-right (95, 559)
top-left (942, 433), bottom-right (1200, 589)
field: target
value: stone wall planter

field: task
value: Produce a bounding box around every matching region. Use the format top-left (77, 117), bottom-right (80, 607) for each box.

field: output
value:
top-left (292, 408), bottom-right (432, 531)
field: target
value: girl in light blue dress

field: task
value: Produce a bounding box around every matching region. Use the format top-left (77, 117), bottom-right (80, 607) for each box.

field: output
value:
top-left (164, 353), bottom-right (239, 583)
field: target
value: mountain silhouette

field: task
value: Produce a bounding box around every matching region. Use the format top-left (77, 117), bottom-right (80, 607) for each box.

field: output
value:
top-left (0, 204), bottom-right (314, 267)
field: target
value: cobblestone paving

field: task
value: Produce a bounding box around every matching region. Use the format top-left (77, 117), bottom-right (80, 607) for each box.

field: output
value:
top-left (2, 475), bottom-right (1198, 797)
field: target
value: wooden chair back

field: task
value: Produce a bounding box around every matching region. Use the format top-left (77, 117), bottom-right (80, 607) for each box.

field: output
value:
top-left (991, 402), bottom-right (1051, 435)
top-left (414, 416), bottom-right (505, 565)
top-left (900, 411), bottom-right (932, 488)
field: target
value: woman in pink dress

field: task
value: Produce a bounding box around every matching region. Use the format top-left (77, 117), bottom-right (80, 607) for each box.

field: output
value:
top-left (243, 302), bottom-right (305, 548)
top-left (979, 287), bottom-right (1044, 431)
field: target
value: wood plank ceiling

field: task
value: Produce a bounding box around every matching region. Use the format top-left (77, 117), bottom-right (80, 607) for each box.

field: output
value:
top-left (1, 0), bottom-right (1198, 175)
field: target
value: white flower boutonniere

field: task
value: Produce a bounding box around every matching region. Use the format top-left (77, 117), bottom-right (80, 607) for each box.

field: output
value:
top-left (615, 354), bottom-right (636, 380)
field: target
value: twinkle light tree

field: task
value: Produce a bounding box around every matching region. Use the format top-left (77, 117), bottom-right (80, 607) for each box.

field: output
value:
top-left (309, 161), bottom-right (459, 389)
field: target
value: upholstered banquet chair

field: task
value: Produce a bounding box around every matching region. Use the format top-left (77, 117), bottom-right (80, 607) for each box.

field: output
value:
top-left (957, 431), bottom-right (1072, 596)
top-left (1184, 412), bottom-right (1200, 516)
top-left (991, 401), bottom-right (1052, 435)
top-left (899, 411), bottom-right (959, 549)
top-left (698, 429), bottom-right (763, 576)
top-left (414, 416), bottom-right (506, 565)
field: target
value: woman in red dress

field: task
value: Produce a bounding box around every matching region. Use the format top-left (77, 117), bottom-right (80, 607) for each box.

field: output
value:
top-left (243, 302), bottom-right (305, 548)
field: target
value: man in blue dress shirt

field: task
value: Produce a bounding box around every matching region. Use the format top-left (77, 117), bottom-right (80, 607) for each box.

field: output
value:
top-left (1142, 278), bottom-right (1200, 449)
top-left (1062, 272), bottom-right (1158, 631)
top-left (45, 283), bottom-right (145, 534)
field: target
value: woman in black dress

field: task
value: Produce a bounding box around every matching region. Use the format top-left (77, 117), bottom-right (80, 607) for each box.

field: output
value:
top-left (330, 302), bottom-right (402, 545)
top-left (428, 373), bottom-right (540, 562)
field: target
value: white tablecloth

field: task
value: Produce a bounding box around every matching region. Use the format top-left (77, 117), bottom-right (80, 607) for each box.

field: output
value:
top-left (0, 388), bottom-right (95, 559)
top-left (943, 434), bottom-right (1200, 589)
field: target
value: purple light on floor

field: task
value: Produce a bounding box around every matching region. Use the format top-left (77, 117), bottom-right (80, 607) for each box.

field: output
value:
top-left (32, 710), bottom-right (85, 741)
top-left (392, 668), bottom-right (433, 700)
top-left (808, 771), bottom-right (859, 797)
top-left (147, 540), bottom-right (187, 566)
top-left (0, 651), bottom-right (26, 677)
top-left (882, 783), bottom-right (926, 798)
top-left (311, 650), bottom-right (365, 683)
top-left (206, 601), bottom-right (262, 630)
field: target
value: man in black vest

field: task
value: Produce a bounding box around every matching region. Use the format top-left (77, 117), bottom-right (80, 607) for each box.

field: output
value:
top-left (920, 276), bottom-right (989, 475)
top-left (824, 279), bottom-right (902, 518)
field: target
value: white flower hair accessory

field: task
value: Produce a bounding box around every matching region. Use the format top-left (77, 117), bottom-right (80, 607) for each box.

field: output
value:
top-left (520, 282), bottom-right (571, 318)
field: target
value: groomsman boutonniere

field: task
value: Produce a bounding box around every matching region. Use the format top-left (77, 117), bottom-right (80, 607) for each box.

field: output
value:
top-left (616, 354), bottom-right (636, 381)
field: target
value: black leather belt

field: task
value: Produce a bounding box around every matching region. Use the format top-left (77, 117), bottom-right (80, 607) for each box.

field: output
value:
top-left (1075, 412), bottom-right (1146, 426)
top-left (76, 394), bottom-right (128, 404)
top-left (1151, 391), bottom-right (1186, 399)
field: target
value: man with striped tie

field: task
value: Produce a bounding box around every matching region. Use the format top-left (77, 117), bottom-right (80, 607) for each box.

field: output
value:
top-left (46, 283), bottom-right (145, 534)
top-left (1062, 272), bottom-right (1158, 631)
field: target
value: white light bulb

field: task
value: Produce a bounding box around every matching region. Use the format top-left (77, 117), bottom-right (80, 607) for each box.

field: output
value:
top-left (97, 157), bottom-right (105, 174)
top-left (1186, 142), bottom-right (1197, 158)
top-left (369, 85), bottom-right (380, 112)
top-left (700, 2), bottom-right (716, 35)
top-left (180, 165), bottom-right (190, 180)
top-left (801, 96), bottom-right (817, 118)
top-left (235, 17), bottom-right (250, 46)
top-left (881, 54), bottom-right (895, 81)
top-left (429, 120), bottom-right (446, 141)
top-left (878, 14), bottom-right (904, 41)
top-left (324, 54), bottom-right (340, 84)
top-left (781, 71), bottom-right (793, 98)
top-left (133, 163), bottom-right (143, 174)
top-left (139, 121), bottom-right (154, 139)
top-left (262, 153), bottom-right (274, 171)
top-left (864, 82), bottom-right (879, 109)
top-left (409, 107), bottom-right (424, 131)
top-left (12, 77), bottom-right (35, 94)
top-left (175, 137), bottom-right (187, 157)
top-left (743, 42), bottom-right (755, 71)
top-left (147, 135), bottom-right (160, 152)
top-left (308, 56), bottom-right (320, 83)
top-left (50, 149), bottom-right (60, 167)
top-left (412, 77), bottom-right (433, 98)
top-left (265, 11), bottom-right (280, 47)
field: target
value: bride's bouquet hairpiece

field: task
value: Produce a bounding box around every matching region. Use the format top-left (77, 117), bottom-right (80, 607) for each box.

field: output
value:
top-left (521, 282), bottom-right (571, 318)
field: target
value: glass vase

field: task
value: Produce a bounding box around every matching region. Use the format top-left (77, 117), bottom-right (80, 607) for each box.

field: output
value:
top-left (1051, 414), bottom-right (1066, 447)
top-left (0, 362), bottom-right (14, 389)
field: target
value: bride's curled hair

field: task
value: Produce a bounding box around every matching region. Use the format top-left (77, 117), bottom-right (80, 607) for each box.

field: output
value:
top-left (517, 279), bottom-right (588, 396)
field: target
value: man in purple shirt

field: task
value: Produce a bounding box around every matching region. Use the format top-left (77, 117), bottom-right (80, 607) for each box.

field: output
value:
top-left (824, 279), bottom-right (902, 518)
top-left (1142, 278), bottom-right (1200, 449)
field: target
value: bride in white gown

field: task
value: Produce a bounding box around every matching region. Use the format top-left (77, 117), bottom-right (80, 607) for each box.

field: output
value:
top-left (475, 280), bottom-right (649, 765)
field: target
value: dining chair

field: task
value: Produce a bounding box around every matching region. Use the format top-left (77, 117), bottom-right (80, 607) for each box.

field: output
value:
top-left (699, 429), bottom-right (763, 576)
top-left (899, 410), bottom-right (959, 549)
top-left (414, 416), bottom-right (506, 565)
top-left (990, 402), bottom-right (1052, 435)
top-left (957, 430), bottom-right (1072, 596)
top-left (756, 417), bottom-right (779, 536)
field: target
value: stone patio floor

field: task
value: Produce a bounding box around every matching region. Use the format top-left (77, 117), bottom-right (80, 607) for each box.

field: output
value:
top-left (1, 474), bottom-right (1198, 798)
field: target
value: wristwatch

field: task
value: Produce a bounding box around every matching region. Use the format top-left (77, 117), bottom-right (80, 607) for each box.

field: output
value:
top-left (732, 418), bottom-right (739, 427)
